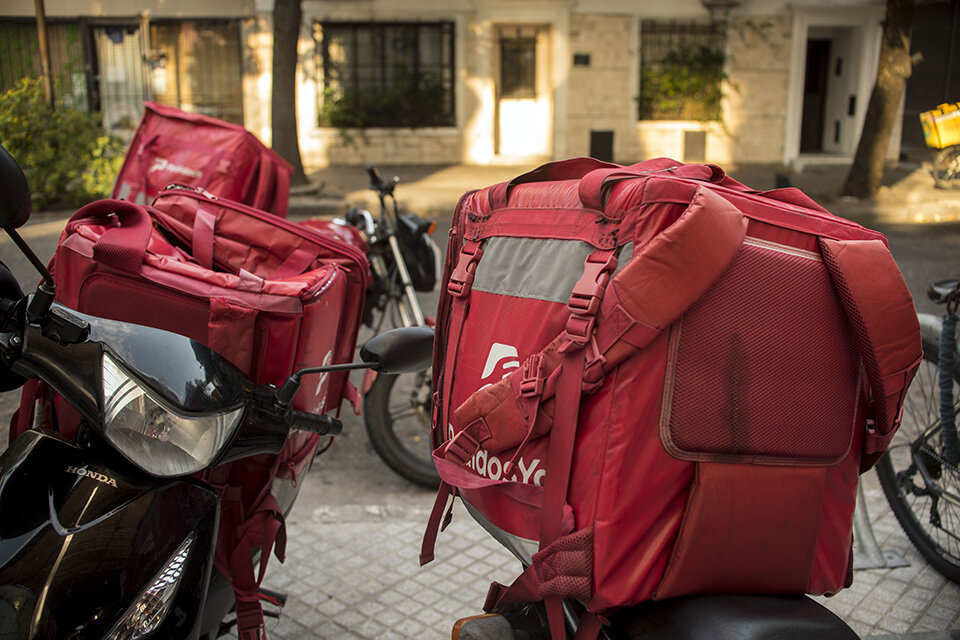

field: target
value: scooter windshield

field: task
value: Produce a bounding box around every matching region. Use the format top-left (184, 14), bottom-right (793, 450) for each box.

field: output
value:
top-left (82, 310), bottom-right (249, 413)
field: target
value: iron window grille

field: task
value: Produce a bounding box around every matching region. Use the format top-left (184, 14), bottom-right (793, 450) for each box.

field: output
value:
top-left (317, 21), bottom-right (456, 128)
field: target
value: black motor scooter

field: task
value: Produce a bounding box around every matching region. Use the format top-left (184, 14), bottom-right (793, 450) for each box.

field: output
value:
top-left (0, 144), bottom-right (433, 640)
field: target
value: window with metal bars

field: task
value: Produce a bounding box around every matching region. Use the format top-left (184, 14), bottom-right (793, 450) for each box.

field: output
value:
top-left (148, 21), bottom-right (244, 124)
top-left (0, 19), bottom-right (242, 127)
top-left (0, 19), bottom-right (88, 110)
top-left (639, 20), bottom-right (726, 121)
top-left (316, 21), bottom-right (455, 128)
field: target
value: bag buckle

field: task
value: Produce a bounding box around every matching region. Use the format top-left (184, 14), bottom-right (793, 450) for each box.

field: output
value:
top-left (520, 354), bottom-right (545, 397)
top-left (444, 423), bottom-right (483, 464)
top-left (447, 242), bottom-right (484, 298)
top-left (567, 253), bottom-right (617, 317)
top-left (564, 314), bottom-right (596, 346)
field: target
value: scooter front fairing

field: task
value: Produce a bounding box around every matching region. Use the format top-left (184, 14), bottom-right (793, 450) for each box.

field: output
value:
top-left (0, 430), bottom-right (218, 639)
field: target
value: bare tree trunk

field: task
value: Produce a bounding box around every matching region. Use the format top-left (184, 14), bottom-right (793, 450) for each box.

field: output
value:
top-left (841, 0), bottom-right (915, 198)
top-left (34, 0), bottom-right (54, 108)
top-left (271, 0), bottom-right (308, 186)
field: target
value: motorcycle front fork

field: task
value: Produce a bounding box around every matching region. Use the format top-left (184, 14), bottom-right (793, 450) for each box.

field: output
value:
top-left (383, 235), bottom-right (426, 328)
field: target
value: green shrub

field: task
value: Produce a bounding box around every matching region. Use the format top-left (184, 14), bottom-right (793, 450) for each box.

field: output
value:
top-left (0, 77), bottom-right (126, 209)
top-left (638, 45), bottom-right (727, 121)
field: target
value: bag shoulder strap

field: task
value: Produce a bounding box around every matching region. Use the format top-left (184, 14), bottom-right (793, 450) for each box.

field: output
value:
top-left (448, 186), bottom-right (748, 460)
top-left (818, 237), bottom-right (923, 470)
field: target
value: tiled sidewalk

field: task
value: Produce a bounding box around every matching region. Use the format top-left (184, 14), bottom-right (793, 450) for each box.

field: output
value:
top-left (228, 473), bottom-right (960, 640)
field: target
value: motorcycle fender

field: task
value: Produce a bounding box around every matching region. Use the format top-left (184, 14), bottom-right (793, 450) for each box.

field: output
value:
top-left (0, 430), bottom-right (219, 640)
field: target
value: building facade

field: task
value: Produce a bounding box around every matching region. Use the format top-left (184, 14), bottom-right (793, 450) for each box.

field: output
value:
top-left (2, 0), bottom-right (896, 167)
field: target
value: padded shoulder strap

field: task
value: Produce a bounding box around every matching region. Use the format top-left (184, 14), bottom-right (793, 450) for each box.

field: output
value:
top-left (451, 186), bottom-right (747, 458)
top-left (818, 238), bottom-right (923, 471)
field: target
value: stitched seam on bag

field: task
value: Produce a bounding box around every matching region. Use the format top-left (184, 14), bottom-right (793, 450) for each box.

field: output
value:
top-left (743, 237), bottom-right (821, 261)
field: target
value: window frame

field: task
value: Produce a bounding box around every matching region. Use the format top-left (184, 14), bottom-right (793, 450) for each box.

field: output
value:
top-left (638, 19), bottom-right (726, 122)
top-left (316, 20), bottom-right (456, 129)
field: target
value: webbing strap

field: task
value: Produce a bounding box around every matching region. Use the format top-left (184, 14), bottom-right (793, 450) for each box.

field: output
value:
top-left (225, 494), bottom-right (287, 640)
top-left (192, 207), bottom-right (216, 270)
top-left (540, 248), bottom-right (615, 640)
top-left (422, 238), bottom-right (483, 565)
top-left (420, 482), bottom-right (454, 566)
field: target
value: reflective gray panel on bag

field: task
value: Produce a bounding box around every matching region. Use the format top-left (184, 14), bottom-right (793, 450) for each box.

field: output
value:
top-left (472, 237), bottom-right (594, 303)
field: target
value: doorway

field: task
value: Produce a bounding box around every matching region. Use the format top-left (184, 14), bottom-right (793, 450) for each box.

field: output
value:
top-left (799, 27), bottom-right (859, 155)
top-left (495, 25), bottom-right (551, 158)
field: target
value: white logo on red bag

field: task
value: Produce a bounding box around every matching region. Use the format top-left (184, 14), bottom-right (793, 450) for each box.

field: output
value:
top-left (314, 350), bottom-right (334, 398)
top-left (447, 424), bottom-right (545, 486)
top-left (149, 157), bottom-right (203, 179)
top-left (480, 343), bottom-right (520, 388)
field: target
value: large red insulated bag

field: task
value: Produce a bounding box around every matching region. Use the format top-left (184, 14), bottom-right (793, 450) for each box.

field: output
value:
top-left (422, 157), bottom-right (923, 637)
top-left (112, 102), bottom-right (294, 217)
top-left (11, 194), bottom-right (367, 639)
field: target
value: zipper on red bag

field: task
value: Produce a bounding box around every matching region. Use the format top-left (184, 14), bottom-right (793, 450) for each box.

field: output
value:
top-left (159, 184), bottom-right (370, 287)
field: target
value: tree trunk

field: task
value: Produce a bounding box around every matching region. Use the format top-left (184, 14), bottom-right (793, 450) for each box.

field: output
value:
top-left (271, 0), bottom-right (308, 186)
top-left (841, 0), bottom-right (915, 198)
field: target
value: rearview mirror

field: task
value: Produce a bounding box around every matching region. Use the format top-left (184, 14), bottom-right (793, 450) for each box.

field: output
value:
top-left (360, 326), bottom-right (434, 374)
top-left (0, 145), bottom-right (31, 229)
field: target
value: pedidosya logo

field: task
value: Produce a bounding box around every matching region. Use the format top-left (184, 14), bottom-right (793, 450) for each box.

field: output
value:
top-left (149, 157), bottom-right (203, 179)
top-left (448, 342), bottom-right (546, 486)
top-left (479, 342), bottom-right (520, 389)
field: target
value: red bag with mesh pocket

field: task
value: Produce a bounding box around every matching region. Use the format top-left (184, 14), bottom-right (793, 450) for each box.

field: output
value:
top-left (11, 194), bottom-right (367, 639)
top-left (112, 102), bottom-right (293, 217)
top-left (422, 157), bottom-right (923, 638)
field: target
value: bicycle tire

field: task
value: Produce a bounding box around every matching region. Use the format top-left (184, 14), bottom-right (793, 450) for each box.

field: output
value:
top-left (876, 333), bottom-right (960, 583)
top-left (364, 370), bottom-right (440, 488)
top-left (932, 146), bottom-right (960, 189)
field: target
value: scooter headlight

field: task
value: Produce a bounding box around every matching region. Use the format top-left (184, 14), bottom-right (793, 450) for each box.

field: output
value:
top-left (101, 353), bottom-right (243, 476)
top-left (104, 533), bottom-right (195, 640)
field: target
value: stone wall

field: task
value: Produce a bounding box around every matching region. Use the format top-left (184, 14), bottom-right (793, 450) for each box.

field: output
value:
top-left (722, 15), bottom-right (794, 163)
top-left (566, 14), bottom-right (638, 163)
top-left (303, 129), bottom-right (462, 167)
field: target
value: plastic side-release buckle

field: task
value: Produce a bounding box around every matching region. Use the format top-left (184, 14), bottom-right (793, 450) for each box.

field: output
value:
top-left (519, 354), bottom-right (545, 397)
top-left (567, 253), bottom-right (618, 316)
top-left (443, 419), bottom-right (489, 464)
top-left (564, 252), bottom-right (617, 346)
top-left (447, 242), bottom-right (484, 298)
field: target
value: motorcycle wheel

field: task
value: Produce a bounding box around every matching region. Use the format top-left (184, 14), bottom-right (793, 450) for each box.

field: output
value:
top-left (364, 369), bottom-right (440, 488)
top-left (932, 146), bottom-right (960, 189)
top-left (876, 333), bottom-right (960, 584)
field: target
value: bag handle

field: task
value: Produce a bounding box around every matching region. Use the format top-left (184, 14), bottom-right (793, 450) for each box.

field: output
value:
top-left (486, 157), bottom-right (621, 210)
top-left (577, 161), bottom-right (741, 211)
top-left (69, 199), bottom-right (154, 274)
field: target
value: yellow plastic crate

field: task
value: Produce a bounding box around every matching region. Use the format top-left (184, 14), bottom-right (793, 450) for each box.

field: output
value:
top-left (920, 102), bottom-right (960, 149)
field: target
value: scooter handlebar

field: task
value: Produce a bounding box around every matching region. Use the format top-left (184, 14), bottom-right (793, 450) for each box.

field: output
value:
top-left (287, 409), bottom-right (342, 436)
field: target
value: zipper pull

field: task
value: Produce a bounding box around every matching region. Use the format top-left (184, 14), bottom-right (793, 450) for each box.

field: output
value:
top-left (164, 183), bottom-right (218, 200)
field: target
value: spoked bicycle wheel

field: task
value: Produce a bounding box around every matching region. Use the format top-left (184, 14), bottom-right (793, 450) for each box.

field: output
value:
top-left (363, 369), bottom-right (440, 488)
top-left (876, 332), bottom-right (960, 583)
top-left (932, 146), bottom-right (960, 189)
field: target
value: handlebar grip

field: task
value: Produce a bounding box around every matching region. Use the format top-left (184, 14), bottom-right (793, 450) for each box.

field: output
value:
top-left (289, 409), bottom-right (342, 436)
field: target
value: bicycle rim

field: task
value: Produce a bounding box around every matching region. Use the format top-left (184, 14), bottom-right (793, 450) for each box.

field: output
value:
top-left (877, 337), bottom-right (960, 582)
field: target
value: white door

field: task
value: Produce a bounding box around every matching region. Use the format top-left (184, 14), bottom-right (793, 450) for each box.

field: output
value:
top-left (496, 26), bottom-right (551, 158)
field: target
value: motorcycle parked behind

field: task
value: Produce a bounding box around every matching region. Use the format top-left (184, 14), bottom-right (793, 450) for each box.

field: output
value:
top-left (305, 163), bottom-right (442, 488)
top-left (0, 145), bottom-right (434, 639)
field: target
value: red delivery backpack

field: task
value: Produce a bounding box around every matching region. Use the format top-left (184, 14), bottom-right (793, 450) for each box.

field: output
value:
top-left (11, 192), bottom-right (367, 639)
top-left (112, 102), bottom-right (294, 217)
top-left (421, 157), bottom-right (923, 638)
